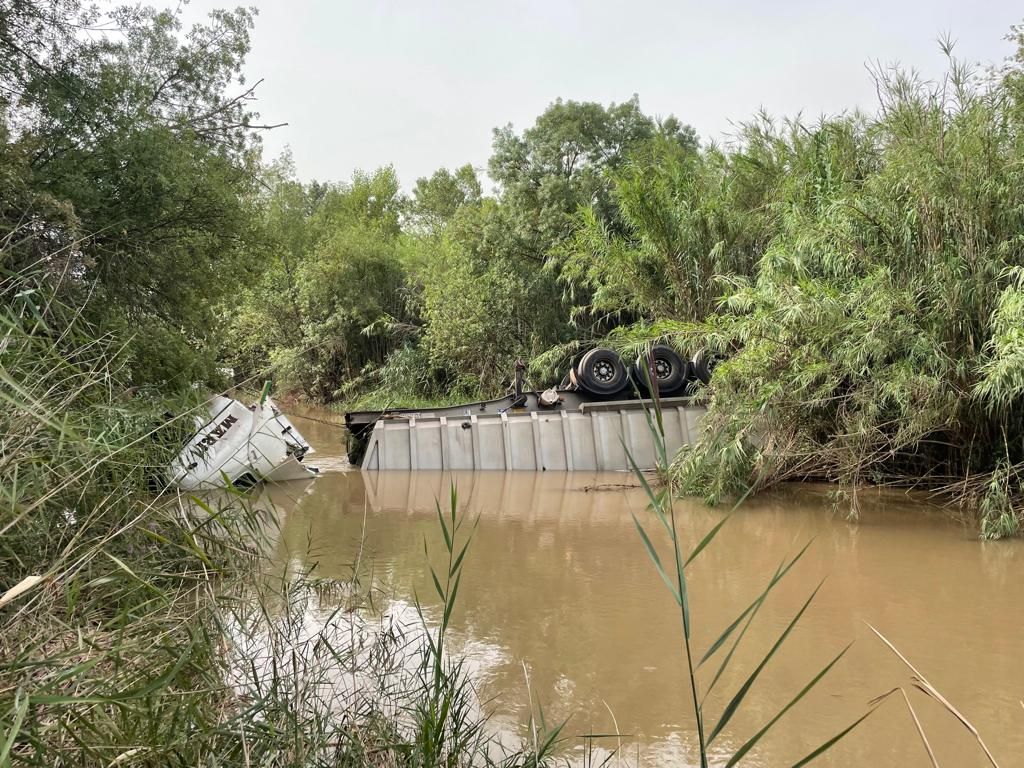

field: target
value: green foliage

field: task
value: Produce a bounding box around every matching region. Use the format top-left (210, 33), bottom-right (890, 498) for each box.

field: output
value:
top-left (220, 95), bottom-right (697, 404)
top-left (553, 48), bottom-right (1024, 535)
top-left (975, 266), bottom-right (1024, 411)
top-left (411, 164), bottom-right (482, 231)
top-left (978, 459), bottom-right (1022, 539)
top-left (490, 96), bottom-right (694, 258)
top-left (1, 1), bottom-right (263, 387)
top-left (557, 133), bottom-right (766, 322)
top-left (414, 199), bottom-right (564, 392)
top-left (226, 163), bottom-right (408, 400)
top-left (672, 59), bottom-right (1024, 517)
top-left (0, 264), bottom-right (252, 765)
top-left (0, 274), bottom-right (189, 575)
top-left (0, 263), bottom-right (564, 766)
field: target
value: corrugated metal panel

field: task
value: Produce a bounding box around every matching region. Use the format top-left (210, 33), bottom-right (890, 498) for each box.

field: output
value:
top-left (361, 401), bottom-right (706, 471)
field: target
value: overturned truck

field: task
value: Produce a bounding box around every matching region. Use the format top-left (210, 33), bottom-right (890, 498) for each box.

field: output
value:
top-left (169, 392), bottom-right (319, 490)
top-left (345, 346), bottom-right (714, 472)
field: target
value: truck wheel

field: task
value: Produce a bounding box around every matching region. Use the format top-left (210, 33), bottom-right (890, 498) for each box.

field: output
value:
top-left (633, 345), bottom-right (688, 395)
top-left (574, 348), bottom-right (629, 396)
top-left (691, 349), bottom-right (719, 384)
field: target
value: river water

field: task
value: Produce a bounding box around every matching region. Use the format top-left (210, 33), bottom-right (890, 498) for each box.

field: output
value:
top-left (262, 408), bottom-right (1024, 767)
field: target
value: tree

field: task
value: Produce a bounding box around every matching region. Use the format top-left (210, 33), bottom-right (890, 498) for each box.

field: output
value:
top-left (557, 129), bottom-right (772, 323)
top-left (410, 164), bottom-right (482, 231)
top-left (415, 198), bottom-right (566, 392)
top-left (227, 166), bottom-right (409, 400)
top-left (489, 96), bottom-right (696, 260)
top-left (1, 2), bottom-right (266, 385)
top-left (642, 59), bottom-right (1024, 538)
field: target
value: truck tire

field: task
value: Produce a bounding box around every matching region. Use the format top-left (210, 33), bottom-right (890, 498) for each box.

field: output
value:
top-left (633, 345), bottom-right (688, 396)
top-left (691, 349), bottom-right (718, 384)
top-left (573, 348), bottom-right (629, 396)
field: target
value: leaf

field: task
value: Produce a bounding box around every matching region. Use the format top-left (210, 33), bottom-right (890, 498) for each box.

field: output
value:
top-left (442, 567), bottom-right (464, 629)
top-left (102, 552), bottom-right (142, 582)
top-left (899, 687), bottom-right (940, 768)
top-left (0, 690), bottom-right (29, 766)
top-left (674, 534), bottom-right (692, 641)
top-left (449, 482), bottom-right (458, 528)
top-left (623, 440), bottom-right (661, 511)
top-left (435, 500), bottom-right (452, 553)
top-left (868, 623), bottom-right (1000, 768)
top-left (701, 541), bottom-right (812, 666)
top-left (631, 513), bottom-right (681, 605)
top-left (708, 580), bottom-right (825, 745)
top-left (430, 567), bottom-right (446, 603)
top-left (790, 708), bottom-right (876, 767)
top-left (684, 514), bottom-right (730, 568)
top-left (449, 535), bottom-right (473, 579)
top-left (0, 575), bottom-right (43, 609)
top-left (639, 348), bottom-right (667, 451)
top-left (725, 643), bottom-right (852, 766)
top-left (47, 655), bottom-right (104, 689)
top-left (701, 581), bottom-right (770, 681)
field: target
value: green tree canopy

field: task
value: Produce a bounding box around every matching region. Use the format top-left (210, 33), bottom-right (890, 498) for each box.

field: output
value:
top-left (489, 96), bottom-right (697, 259)
top-left (2, 1), bottom-right (265, 385)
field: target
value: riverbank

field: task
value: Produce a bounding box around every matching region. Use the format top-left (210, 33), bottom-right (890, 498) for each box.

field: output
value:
top-left (0, 454), bottom-right (562, 766)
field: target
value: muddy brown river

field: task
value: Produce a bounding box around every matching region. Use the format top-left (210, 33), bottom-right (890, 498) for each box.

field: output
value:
top-left (262, 409), bottom-right (1024, 766)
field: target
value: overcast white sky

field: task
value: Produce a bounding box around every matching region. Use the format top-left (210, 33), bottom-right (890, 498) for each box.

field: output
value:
top-left (184, 0), bottom-right (1022, 189)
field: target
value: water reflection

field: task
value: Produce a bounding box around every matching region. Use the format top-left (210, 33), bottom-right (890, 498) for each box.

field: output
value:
top-left (258, 416), bottom-right (1024, 767)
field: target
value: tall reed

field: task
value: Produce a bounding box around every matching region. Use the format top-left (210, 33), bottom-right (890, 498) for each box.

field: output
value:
top-left (622, 360), bottom-right (874, 765)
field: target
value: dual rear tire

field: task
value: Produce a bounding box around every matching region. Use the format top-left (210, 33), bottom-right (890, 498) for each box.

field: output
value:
top-left (631, 345), bottom-right (689, 396)
top-left (690, 349), bottom-right (718, 385)
top-left (569, 347), bottom-right (630, 396)
top-left (569, 345), bottom-right (700, 398)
